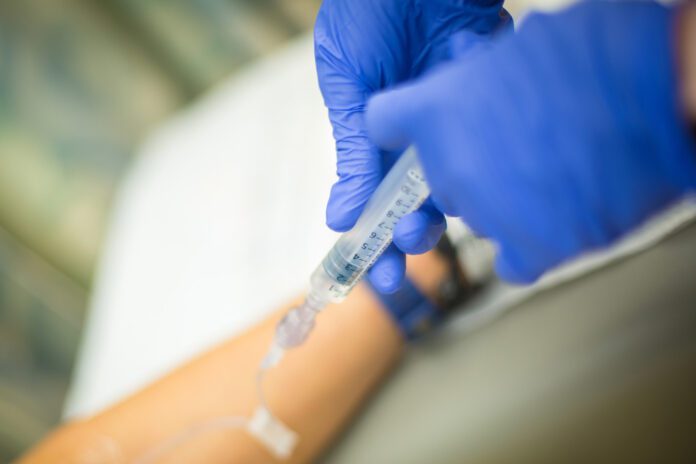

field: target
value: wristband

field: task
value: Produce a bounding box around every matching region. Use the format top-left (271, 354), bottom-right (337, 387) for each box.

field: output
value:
top-left (367, 235), bottom-right (480, 340)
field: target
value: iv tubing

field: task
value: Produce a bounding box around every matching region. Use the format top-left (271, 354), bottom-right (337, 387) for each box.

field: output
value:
top-left (133, 416), bottom-right (248, 464)
top-left (134, 362), bottom-right (288, 463)
top-left (134, 147), bottom-right (428, 462)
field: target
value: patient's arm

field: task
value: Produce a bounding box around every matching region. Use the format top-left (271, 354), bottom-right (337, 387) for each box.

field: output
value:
top-left (679, 2), bottom-right (696, 123)
top-left (18, 251), bottom-right (449, 463)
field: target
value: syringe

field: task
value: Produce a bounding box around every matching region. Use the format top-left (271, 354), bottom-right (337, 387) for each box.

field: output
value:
top-left (262, 147), bottom-right (430, 367)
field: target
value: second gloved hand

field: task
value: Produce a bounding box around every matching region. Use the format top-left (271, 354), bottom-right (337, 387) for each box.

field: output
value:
top-left (367, 1), bottom-right (696, 284)
top-left (315, 0), bottom-right (510, 292)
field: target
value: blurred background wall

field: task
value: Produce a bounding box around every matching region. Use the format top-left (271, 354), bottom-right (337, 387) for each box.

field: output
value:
top-left (0, 0), bottom-right (320, 459)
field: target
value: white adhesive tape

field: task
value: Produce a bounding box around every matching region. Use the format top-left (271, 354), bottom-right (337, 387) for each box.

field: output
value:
top-left (247, 406), bottom-right (298, 459)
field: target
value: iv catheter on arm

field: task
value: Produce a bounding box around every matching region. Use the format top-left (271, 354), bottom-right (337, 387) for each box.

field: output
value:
top-left (242, 147), bottom-right (430, 459)
top-left (142, 147), bottom-right (432, 460)
top-left (18, 285), bottom-right (413, 464)
top-left (129, 148), bottom-right (431, 462)
top-left (18, 147), bottom-right (441, 464)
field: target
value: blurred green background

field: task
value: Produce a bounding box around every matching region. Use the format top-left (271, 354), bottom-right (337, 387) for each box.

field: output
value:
top-left (0, 0), bottom-right (319, 459)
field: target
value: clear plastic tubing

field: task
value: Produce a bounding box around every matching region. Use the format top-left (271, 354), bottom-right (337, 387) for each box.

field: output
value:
top-left (138, 148), bottom-right (431, 462)
top-left (266, 147), bottom-right (430, 363)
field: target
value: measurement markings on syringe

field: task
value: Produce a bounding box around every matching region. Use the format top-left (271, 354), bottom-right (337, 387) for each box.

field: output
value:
top-left (318, 153), bottom-right (431, 301)
top-left (345, 179), bottom-right (423, 280)
top-left (324, 166), bottom-right (429, 292)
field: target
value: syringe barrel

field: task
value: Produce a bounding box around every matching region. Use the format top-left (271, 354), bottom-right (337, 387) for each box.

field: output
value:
top-left (310, 147), bottom-right (430, 304)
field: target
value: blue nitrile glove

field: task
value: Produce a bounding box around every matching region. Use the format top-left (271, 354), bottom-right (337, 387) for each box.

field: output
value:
top-left (366, 1), bottom-right (696, 284)
top-left (315, 0), bottom-right (511, 292)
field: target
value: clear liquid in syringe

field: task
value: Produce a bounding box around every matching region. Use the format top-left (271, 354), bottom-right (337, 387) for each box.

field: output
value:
top-left (267, 147), bottom-right (429, 359)
top-left (319, 164), bottom-right (430, 300)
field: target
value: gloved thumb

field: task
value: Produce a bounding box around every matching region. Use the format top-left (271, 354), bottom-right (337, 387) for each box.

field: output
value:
top-left (365, 84), bottom-right (422, 152)
top-left (494, 243), bottom-right (544, 285)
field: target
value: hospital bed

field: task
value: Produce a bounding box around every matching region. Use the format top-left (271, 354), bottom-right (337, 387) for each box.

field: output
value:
top-left (64, 34), bottom-right (696, 463)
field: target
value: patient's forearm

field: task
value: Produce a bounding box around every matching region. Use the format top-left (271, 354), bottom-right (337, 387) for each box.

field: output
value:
top-left (19, 253), bottom-right (447, 463)
top-left (679, 2), bottom-right (696, 123)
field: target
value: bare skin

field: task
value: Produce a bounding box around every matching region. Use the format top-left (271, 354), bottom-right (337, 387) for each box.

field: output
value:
top-left (679, 3), bottom-right (696, 123)
top-left (18, 252), bottom-right (449, 463)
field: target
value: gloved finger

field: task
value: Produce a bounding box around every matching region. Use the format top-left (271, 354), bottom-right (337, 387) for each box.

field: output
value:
top-left (365, 83), bottom-right (423, 152)
top-left (448, 8), bottom-right (513, 59)
top-left (393, 199), bottom-right (447, 255)
top-left (326, 118), bottom-right (383, 232)
top-left (315, 4), bottom-right (386, 232)
top-left (316, 35), bottom-right (383, 232)
top-left (332, 83), bottom-right (424, 232)
top-left (367, 244), bottom-right (406, 294)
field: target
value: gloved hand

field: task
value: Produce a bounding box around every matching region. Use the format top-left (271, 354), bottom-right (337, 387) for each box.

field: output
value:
top-left (366, 1), bottom-right (696, 284)
top-left (315, 0), bottom-right (511, 292)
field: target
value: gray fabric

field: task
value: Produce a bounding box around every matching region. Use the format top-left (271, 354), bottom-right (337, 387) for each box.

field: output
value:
top-left (326, 221), bottom-right (696, 464)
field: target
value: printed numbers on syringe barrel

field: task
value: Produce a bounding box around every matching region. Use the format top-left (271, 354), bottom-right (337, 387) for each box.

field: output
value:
top-left (333, 169), bottom-right (427, 287)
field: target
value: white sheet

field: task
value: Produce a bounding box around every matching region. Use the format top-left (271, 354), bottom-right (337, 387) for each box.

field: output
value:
top-left (64, 35), bottom-right (337, 418)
